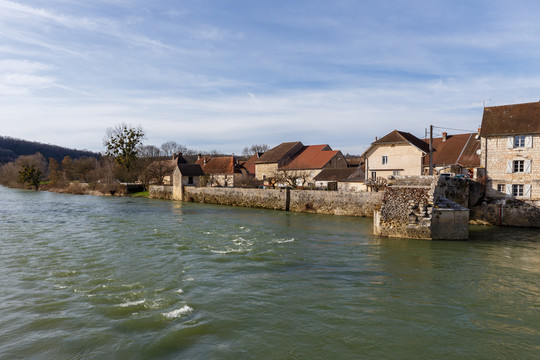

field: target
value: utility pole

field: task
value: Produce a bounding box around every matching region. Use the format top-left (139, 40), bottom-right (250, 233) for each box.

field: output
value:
top-left (429, 125), bottom-right (433, 175)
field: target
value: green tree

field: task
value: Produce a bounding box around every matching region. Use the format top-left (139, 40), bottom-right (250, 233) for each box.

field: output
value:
top-left (103, 123), bottom-right (145, 174)
top-left (18, 165), bottom-right (42, 190)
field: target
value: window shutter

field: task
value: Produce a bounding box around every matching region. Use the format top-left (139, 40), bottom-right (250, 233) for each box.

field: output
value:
top-left (525, 135), bottom-right (533, 148)
top-left (524, 160), bottom-right (532, 173)
top-left (524, 184), bottom-right (532, 198)
top-left (506, 161), bottom-right (513, 173)
top-left (507, 136), bottom-right (514, 148)
top-left (505, 184), bottom-right (512, 196)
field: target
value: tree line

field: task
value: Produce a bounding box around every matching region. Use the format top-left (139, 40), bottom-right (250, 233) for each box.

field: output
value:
top-left (0, 123), bottom-right (267, 191)
top-left (0, 136), bottom-right (99, 165)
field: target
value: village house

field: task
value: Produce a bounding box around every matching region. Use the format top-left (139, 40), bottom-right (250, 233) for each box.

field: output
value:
top-left (364, 129), bottom-right (481, 180)
top-left (195, 155), bottom-right (246, 187)
top-left (422, 132), bottom-right (481, 177)
top-left (254, 142), bottom-right (348, 187)
top-left (480, 101), bottom-right (540, 200)
top-left (313, 167), bottom-right (366, 191)
top-left (363, 130), bottom-right (430, 180)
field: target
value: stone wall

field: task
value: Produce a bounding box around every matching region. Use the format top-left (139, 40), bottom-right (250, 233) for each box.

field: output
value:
top-left (374, 179), bottom-right (470, 240)
top-left (289, 189), bottom-right (383, 217)
top-left (184, 187), bottom-right (287, 211)
top-left (471, 200), bottom-right (540, 227)
top-left (183, 187), bottom-right (383, 216)
top-left (149, 185), bottom-right (173, 200)
top-left (374, 186), bottom-right (433, 239)
top-left (435, 177), bottom-right (485, 208)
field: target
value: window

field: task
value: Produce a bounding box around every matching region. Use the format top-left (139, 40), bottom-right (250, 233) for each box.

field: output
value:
top-left (393, 170), bottom-right (400, 176)
top-left (513, 160), bottom-right (524, 173)
top-left (514, 135), bottom-right (526, 148)
top-left (382, 155), bottom-right (388, 165)
top-left (188, 176), bottom-right (193, 185)
top-left (512, 184), bottom-right (524, 197)
top-left (371, 171), bottom-right (377, 179)
top-left (497, 184), bottom-right (505, 192)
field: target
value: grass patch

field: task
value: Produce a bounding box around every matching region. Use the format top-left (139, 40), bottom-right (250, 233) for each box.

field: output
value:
top-left (129, 191), bottom-right (149, 198)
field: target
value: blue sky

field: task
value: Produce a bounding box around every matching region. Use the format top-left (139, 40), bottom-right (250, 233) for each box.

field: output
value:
top-left (2, 0), bottom-right (540, 155)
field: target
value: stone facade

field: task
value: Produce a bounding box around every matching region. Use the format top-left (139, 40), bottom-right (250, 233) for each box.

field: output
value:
top-left (481, 135), bottom-right (540, 200)
top-left (255, 163), bottom-right (279, 182)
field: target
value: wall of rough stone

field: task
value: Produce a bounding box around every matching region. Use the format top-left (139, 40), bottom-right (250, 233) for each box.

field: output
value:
top-left (387, 175), bottom-right (436, 187)
top-left (289, 190), bottom-right (383, 216)
top-left (184, 187), bottom-right (287, 210)
top-left (374, 186), bottom-right (433, 239)
top-left (182, 187), bottom-right (383, 216)
top-left (471, 200), bottom-right (540, 227)
top-left (149, 185), bottom-right (173, 200)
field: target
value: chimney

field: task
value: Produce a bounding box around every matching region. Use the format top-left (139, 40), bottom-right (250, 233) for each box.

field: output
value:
top-left (197, 154), bottom-right (202, 160)
top-left (172, 153), bottom-right (177, 160)
top-left (442, 132), bottom-right (447, 142)
top-left (204, 157), bottom-right (207, 165)
top-left (375, 136), bottom-right (378, 141)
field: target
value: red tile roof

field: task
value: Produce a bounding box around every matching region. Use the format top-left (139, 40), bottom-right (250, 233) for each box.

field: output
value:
top-left (279, 145), bottom-right (344, 170)
top-left (241, 153), bottom-right (261, 175)
top-left (195, 156), bottom-right (241, 175)
top-left (422, 133), bottom-right (480, 168)
top-left (481, 102), bottom-right (540, 136)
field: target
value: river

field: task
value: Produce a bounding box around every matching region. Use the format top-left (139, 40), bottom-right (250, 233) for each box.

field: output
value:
top-left (0, 186), bottom-right (538, 359)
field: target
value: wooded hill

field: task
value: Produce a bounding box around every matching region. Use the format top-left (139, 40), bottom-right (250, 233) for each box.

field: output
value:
top-left (0, 136), bottom-right (100, 164)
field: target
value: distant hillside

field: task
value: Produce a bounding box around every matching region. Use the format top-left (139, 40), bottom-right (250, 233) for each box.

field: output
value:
top-left (0, 136), bottom-right (100, 164)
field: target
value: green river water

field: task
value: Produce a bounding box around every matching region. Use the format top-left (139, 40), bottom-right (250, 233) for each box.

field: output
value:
top-left (0, 186), bottom-right (538, 359)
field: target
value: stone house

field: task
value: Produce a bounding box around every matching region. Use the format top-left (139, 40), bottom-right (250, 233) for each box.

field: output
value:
top-left (364, 129), bottom-right (481, 180)
top-left (313, 167), bottom-right (366, 191)
top-left (254, 141), bottom-right (305, 182)
top-left (195, 155), bottom-right (246, 187)
top-left (480, 101), bottom-right (540, 200)
top-left (422, 132), bottom-right (481, 177)
top-left (254, 142), bottom-right (348, 187)
top-left (364, 130), bottom-right (430, 180)
top-left (172, 163), bottom-right (204, 200)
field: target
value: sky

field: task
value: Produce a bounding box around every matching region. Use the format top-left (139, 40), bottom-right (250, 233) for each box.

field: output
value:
top-left (2, 0), bottom-right (540, 155)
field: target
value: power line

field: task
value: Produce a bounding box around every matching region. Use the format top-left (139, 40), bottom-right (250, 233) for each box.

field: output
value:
top-left (432, 125), bottom-right (478, 133)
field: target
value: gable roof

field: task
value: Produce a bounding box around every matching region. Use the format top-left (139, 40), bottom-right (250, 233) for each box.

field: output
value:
top-left (313, 167), bottom-right (363, 182)
top-left (195, 156), bottom-right (241, 175)
top-left (255, 141), bottom-right (303, 164)
top-left (178, 163), bottom-right (204, 177)
top-left (481, 102), bottom-right (540, 136)
top-left (422, 133), bottom-right (480, 168)
top-left (241, 153), bottom-right (262, 175)
top-left (372, 130), bottom-right (430, 154)
top-left (279, 145), bottom-right (344, 170)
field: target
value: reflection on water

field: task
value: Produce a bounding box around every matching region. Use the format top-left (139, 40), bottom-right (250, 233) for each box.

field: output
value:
top-left (0, 186), bottom-right (538, 359)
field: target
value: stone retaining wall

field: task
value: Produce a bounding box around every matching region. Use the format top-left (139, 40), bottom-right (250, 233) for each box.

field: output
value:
top-left (289, 190), bottom-right (384, 217)
top-left (149, 185), bottom-right (173, 200)
top-left (471, 200), bottom-right (540, 227)
top-left (183, 187), bottom-right (383, 217)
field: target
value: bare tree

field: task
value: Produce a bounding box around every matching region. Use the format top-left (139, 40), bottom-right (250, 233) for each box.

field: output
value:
top-left (274, 170), bottom-right (311, 188)
top-left (242, 144), bottom-right (268, 158)
top-left (161, 141), bottom-right (188, 157)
